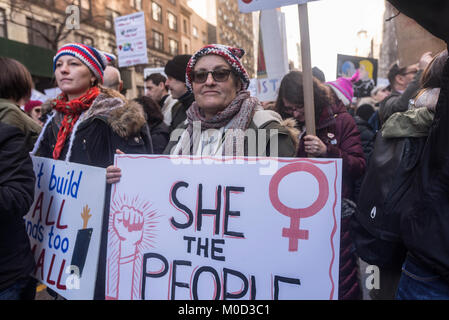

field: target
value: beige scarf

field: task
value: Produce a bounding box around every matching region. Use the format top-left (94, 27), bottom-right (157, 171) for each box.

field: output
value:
top-left (177, 90), bottom-right (261, 156)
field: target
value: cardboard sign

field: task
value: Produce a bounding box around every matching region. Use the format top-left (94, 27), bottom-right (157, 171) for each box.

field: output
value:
top-left (395, 13), bottom-right (446, 68)
top-left (24, 157), bottom-right (106, 300)
top-left (115, 12), bottom-right (149, 67)
top-left (336, 54), bottom-right (378, 98)
top-left (106, 155), bottom-right (342, 300)
top-left (249, 77), bottom-right (283, 102)
top-left (238, 0), bottom-right (319, 13)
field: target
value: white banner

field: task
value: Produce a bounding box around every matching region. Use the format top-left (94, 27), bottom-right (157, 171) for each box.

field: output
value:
top-left (106, 155), bottom-right (342, 300)
top-left (238, 0), bottom-right (319, 13)
top-left (248, 77), bottom-right (283, 102)
top-left (24, 157), bottom-right (106, 300)
top-left (115, 11), bottom-right (149, 67)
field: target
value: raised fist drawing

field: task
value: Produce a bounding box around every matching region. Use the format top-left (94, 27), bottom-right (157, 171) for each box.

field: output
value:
top-left (113, 205), bottom-right (144, 246)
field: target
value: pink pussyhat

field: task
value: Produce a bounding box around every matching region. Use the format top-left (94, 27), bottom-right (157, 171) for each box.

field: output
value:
top-left (326, 70), bottom-right (360, 106)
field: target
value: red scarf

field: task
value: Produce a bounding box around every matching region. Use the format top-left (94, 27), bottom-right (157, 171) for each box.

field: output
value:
top-left (52, 86), bottom-right (100, 159)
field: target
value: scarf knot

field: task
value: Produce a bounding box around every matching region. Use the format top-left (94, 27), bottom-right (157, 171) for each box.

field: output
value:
top-left (179, 90), bottom-right (261, 156)
top-left (52, 86), bottom-right (100, 160)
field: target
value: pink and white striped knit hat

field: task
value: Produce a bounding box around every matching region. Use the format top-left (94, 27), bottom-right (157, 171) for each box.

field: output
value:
top-left (185, 44), bottom-right (250, 91)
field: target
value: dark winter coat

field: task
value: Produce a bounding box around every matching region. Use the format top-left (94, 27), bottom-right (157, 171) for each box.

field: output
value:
top-left (169, 92), bottom-right (195, 133)
top-left (400, 53), bottom-right (449, 283)
top-left (0, 122), bottom-right (36, 291)
top-left (149, 120), bottom-right (170, 154)
top-left (354, 115), bottom-right (375, 162)
top-left (296, 101), bottom-right (366, 201)
top-left (34, 86), bottom-right (153, 167)
top-left (379, 71), bottom-right (422, 125)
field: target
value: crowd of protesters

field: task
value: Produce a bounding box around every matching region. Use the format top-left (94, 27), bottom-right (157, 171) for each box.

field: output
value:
top-left (1, 13), bottom-right (449, 300)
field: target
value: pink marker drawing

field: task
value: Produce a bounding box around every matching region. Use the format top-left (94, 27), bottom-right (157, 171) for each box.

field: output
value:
top-left (269, 162), bottom-right (329, 252)
top-left (106, 194), bottom-right (160, 300)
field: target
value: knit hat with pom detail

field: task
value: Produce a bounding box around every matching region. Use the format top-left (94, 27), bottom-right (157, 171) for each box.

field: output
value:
top-left (186, 44), bottom-right (250, 92)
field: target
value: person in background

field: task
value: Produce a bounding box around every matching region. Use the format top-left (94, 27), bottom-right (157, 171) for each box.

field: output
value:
top-left (276, 70), bottom-right (366, 300)
top-left (133, 96), bottom-right (169, 154)
top-left (164, 54), bottom-right (195, 132)
top-left (102, 65), bottom-right (123, 93)
top-left (144, 73), bottom-right (178, 127)
top-left (0, 122), bottom-right (37, 300)
top-left (379, 52), bottom-right (433, 124)
top-left (31, 43), bottom-right (153, 299)
top-left (326, 71), bottom-right (360, 117)
top-left (24, 100), bottom-right (43, 127)
top-left (370, 85), bottom-right (391, 106)
top-left (0, 57), bottom-right (41, 151)
top-left (312, 66), bottom-right (326, 83)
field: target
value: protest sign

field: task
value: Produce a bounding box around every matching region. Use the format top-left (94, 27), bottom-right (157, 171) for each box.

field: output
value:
top-left (249, 77), bottom-right (283, 102)
top-left (238, 0), bottom-right (319, 13)
top-left (106, 155), bottom-right (342, 300)
top-left (336, 54), bottom-right (378, 98)
top-left (24, 156), bottom-right (106, 300)
top-left (115, 12), bottom-right (148, 67)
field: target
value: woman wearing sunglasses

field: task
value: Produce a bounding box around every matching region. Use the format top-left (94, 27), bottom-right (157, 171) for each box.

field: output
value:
top-left (164, 44), bottom-right (298, 157)
top-left (106, 44), bottom-right (297, 185)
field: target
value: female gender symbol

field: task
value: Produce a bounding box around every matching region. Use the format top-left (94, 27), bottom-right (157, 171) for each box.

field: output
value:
top-left (269, 162), bottom-right (329, 252)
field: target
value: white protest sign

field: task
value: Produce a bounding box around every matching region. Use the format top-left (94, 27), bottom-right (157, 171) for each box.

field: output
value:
top-left (250, 76), bottom-right (283, 102)
top-left (106, 155), bottom-right (342, 300)
top-left (115, 11), bottom-right (148, 67)
top-left (24, 156), bottom-right (106, 300)
top-left (238, 0), bottom-right (319, 13)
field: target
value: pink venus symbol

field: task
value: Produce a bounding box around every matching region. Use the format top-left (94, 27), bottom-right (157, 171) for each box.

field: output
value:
top-left (269, 162), bottom-right (329, 252)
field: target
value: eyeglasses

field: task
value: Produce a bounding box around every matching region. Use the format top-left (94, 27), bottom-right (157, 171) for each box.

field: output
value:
top-left (401, 69), bottom-right (418, 76)
top-left (191, 69), bottom-right (233, 83)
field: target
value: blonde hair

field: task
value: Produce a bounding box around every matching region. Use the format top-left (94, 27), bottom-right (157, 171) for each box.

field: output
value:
top-left (359, 60), bottom-right (373, 79)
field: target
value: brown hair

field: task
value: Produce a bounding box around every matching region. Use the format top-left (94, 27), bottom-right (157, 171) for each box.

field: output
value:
top-left (0, 57), bottom-right (33, 102)
top-left (275, 70), bottom-right (335, 124)
top-left (133, 96), bottom-right (164, 126)
top-left (420, 50), bottom-right (448, 89)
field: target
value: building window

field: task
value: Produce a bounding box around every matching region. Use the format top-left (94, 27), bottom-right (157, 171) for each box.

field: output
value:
top-left (27, 17), bottom-right (56, 50)
top-left (192, 26), bottom-right (198, 38)
top-left (167, 12), bottom-right (177, 31)
top-left (184, 44), bottom-right (188, 54)
top-left (131, 0), bottom-right (142, 11)
top-left (106, 8), bottom-right (119, 29)
top-left (183, 19), bottom-right (188, 34)
top-left (75, 33), bottom-right (94, 46)
top-left (0, 8), bottom-right (6, 38)
top-left (152, 30), bottom-right (164, 51)
top-left (152, 2), bottom-right (162, 23)
top-left (169, 38), bottom-right (178, 56)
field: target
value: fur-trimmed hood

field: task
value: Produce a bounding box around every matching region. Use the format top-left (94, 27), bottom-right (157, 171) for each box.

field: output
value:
top-left (81, 86), bottom-right (146, 138)
top-left (280, 117), bottom-right (300, 151)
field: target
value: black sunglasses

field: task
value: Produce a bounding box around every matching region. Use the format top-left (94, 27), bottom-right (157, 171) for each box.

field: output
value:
top-left (191, 69), bottom-right (233, 83)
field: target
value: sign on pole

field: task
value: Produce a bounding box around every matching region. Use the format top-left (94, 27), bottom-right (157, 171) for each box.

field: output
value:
top-left (106, 155), bottom-right (342, 300)
top-left (24, 157), bottom-right (106, 300)
top-left (238, 0), bottom-right (318, 13)
top-left (115, 12), bottom-right (149, 68)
